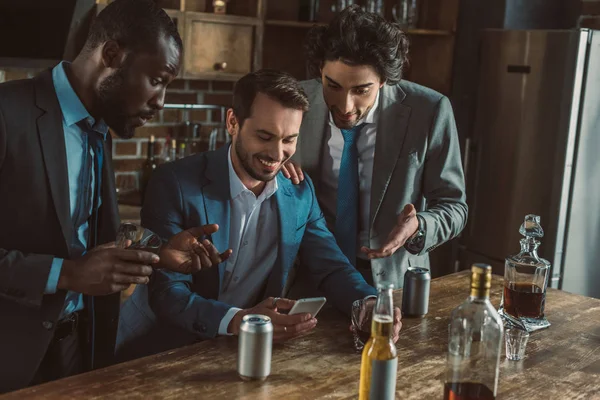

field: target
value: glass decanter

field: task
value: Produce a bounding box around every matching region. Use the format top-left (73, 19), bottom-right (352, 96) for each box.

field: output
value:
top-left (498, 214), bottom-right (551, 332)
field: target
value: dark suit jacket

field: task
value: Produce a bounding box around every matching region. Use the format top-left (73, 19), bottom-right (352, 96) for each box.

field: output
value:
top-left (0, 70), bottom-right (120, 393)
top-left (116, 145), bottom-right (376, 360)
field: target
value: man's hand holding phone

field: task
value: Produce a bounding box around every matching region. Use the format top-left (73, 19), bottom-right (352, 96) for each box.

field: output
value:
top-left (228, 297), bottom-right (318, 342)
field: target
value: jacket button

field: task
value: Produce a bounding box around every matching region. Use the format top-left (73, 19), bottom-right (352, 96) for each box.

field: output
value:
top-left (42, 321), bottom-right (54, 330)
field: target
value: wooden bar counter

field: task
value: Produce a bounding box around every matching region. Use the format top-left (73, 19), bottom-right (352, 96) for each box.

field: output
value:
top-left (3, 272), bottom-right (600, 399)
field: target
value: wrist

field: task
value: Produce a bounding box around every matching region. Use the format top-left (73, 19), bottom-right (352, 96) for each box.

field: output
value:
top-left (405, 215), bottom-right (426, 254)
top-left (57, 259), bottom-right (75, 290)
top-left (228, 311), bottom-right (243, 335)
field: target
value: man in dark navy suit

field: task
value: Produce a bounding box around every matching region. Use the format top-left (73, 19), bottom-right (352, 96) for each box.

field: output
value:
top-left (0, 0), bottom-right (223, 392)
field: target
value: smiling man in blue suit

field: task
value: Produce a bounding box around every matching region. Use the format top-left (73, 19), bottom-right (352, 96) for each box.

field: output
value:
top-left (131, 69), bottom-right (402, 349)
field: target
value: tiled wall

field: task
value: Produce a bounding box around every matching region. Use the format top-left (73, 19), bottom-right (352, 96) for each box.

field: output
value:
top-left (0, 68), bottom-right (234, 194)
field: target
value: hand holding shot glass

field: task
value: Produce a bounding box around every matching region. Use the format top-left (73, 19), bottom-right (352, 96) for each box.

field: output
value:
top-left (351, 297), bottom-right (402, 352)
top-left (116, 222), bottom-right (233, 274)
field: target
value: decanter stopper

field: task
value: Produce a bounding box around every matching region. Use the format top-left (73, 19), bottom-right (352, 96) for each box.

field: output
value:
top-left (519, 214), bottom-right (544, 239)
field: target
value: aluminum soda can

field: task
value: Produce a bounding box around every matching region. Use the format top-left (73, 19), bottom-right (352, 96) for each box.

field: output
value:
top-left (401, 267), bottom-right (431, 317)
top-left (237, 314), bottom-right (273, 381)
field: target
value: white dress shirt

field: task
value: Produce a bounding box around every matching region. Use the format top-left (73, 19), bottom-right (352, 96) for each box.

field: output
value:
top-left (217, 147), bottom-right (280, 334)
top-left (319, 94), bottom-right (380, 259)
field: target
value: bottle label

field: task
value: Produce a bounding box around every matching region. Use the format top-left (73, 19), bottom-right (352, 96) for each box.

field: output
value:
top-left (369, 359), bottom-right (397, 399)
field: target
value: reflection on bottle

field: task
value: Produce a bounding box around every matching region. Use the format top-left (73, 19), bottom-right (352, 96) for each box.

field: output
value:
top-left (213, 0), bottom-right (227, 14)
top-left (364, 0), bottom-right (384, 16)
top-left (299, 0), bottom-right (319, 21)
top-left (332, 0), bottom-right (355, 13)
top-left (178, 142), bottom-right (187, 160)
top-left (392, 0), bottom-right (419, 29)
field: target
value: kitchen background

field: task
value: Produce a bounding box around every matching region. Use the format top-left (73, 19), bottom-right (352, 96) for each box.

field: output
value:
top-left (0, 0), bottom-right (598, 295)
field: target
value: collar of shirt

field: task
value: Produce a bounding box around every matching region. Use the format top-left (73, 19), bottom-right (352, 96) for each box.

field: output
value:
top-left (327, 89), bottom-right (380, 130)
top-left (52, 61), bottom-right (109, 139)
top-left (227, 145), bottom-right (278, 202)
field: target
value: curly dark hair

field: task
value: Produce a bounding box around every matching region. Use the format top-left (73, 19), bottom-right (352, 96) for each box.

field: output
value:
top-left (305, 5), bottom-right (409, 84)
top-left (233, 69), bottom-right (309, 128)
top-left (83, 0), bottom-right (183, 55)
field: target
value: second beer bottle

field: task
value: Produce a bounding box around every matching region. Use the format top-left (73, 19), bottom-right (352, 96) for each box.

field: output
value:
top-left (358, 283), bottom-right (398, 400)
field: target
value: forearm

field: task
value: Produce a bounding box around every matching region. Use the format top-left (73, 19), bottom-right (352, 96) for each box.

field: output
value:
top-left (420, 96), bottom-right (468, 253)
top-left (148, 269), bottom-right (232, 339)
top-left (418, 198), bottom-right (468, 254)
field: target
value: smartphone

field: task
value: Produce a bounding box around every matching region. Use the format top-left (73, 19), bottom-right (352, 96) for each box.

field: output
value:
top-left (288, 297), bottom-right (327, 318)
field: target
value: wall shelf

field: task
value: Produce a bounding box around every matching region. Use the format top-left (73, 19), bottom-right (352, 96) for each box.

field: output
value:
top-left (265, 19), bottom-right (325, 28)
top-left (265, 19), bottom-right (453, 36)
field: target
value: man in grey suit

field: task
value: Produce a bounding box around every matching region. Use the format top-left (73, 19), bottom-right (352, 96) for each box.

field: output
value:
top-left (284, 5), bottom-right (467, 288)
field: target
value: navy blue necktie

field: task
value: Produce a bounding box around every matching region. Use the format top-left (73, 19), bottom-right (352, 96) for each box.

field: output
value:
top-left (335, 123), bottom-right (365, 266)
top-left (77, 120), bottom-right (105, 248)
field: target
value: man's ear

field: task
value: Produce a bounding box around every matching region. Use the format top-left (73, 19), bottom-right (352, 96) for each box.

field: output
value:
top-left (100, 40), bottom-right (127, 69)
top-left (226, 108), bottom-right (239, 137)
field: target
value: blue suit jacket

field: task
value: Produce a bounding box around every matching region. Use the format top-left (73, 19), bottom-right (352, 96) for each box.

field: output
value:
top-left (117, 145), bottom-right (375, 358)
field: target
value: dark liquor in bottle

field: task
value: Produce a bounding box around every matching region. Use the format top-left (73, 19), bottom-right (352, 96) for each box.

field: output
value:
top-left (190, 123), bottom-right (201, 155)
top-left (498, 214), bottom-right (551, 332)
top-left (140, 135), bottom-right (158, 204)
top-left (443, 382), bottom-right (496, 400)
top-left (503, 282), bottom-right (545, 319)
top-left (445, 265), bottom-right (503, 399)
top-left (299, 0), bottom-right (319, 21)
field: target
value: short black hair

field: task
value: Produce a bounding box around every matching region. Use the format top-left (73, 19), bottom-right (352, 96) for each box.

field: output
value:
top-left (83, 0), bottom-right (183, 55)
top-left (305, 5), bottom-right (409, 84)
top-left (233, 69), bottom-right (309, 128)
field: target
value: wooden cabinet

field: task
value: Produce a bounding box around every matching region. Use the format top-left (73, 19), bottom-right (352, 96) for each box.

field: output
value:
top-left (262, 0), bottom-right (460, 96)
top-left (96, 0), bottom-right (264, 82)
top-left (97, 0), bottom-right (459, 95)
top-left (182, 13), bottom-right (260, 80)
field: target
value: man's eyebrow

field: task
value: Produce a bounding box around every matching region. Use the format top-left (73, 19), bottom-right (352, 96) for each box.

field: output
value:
top-left (256, 129), bottom-right (275, 137)
top-left (325, 75), bottom-right (341, 86)
top-left (325, 76), bottom-right (374, 89)
top-left (163, 63), bottom-right (178, 75)
top-left (256, 130), bottom-right (299, 139)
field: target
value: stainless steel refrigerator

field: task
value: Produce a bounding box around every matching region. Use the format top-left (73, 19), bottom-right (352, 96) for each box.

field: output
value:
top-left (459, 29), bottom-right (600, 298)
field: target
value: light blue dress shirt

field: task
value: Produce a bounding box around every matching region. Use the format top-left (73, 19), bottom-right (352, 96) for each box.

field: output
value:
top-left (44, 62), bottom-right (108, 320)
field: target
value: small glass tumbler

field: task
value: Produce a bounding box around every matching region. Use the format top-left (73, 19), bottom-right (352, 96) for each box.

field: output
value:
top-left (116, 223), bottom-right (162, 254)
top-left (505, 327), bottom-right (530, 361)
top-left (351, 298), bottom-right (375, 352)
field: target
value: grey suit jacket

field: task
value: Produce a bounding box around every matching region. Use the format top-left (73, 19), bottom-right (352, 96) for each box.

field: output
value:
top-left (296, 79), bottom-right (468, 288)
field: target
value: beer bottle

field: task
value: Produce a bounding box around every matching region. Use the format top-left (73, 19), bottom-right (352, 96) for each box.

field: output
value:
top-left (358, 283), bottom-right (397, 400)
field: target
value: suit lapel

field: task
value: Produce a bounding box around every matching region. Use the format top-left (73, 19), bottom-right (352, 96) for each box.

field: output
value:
top-left (370, 84), bottom-right (411, 227)
top-left (263, 175), bottom-right (296, 298)
top-left (202, 146), bottom-right (231, 288)
top-left (299, 81), bottom-right (329, 185)
top-left (34, 71), bottom-right (73, 252)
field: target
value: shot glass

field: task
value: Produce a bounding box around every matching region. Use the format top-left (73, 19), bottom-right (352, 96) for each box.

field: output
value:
top-left (505, 327), bottom-right (530, 361)
top-left (351, 298), bottom-right (376, 352)
top-left (116, 223), bottom-right (162, 254)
